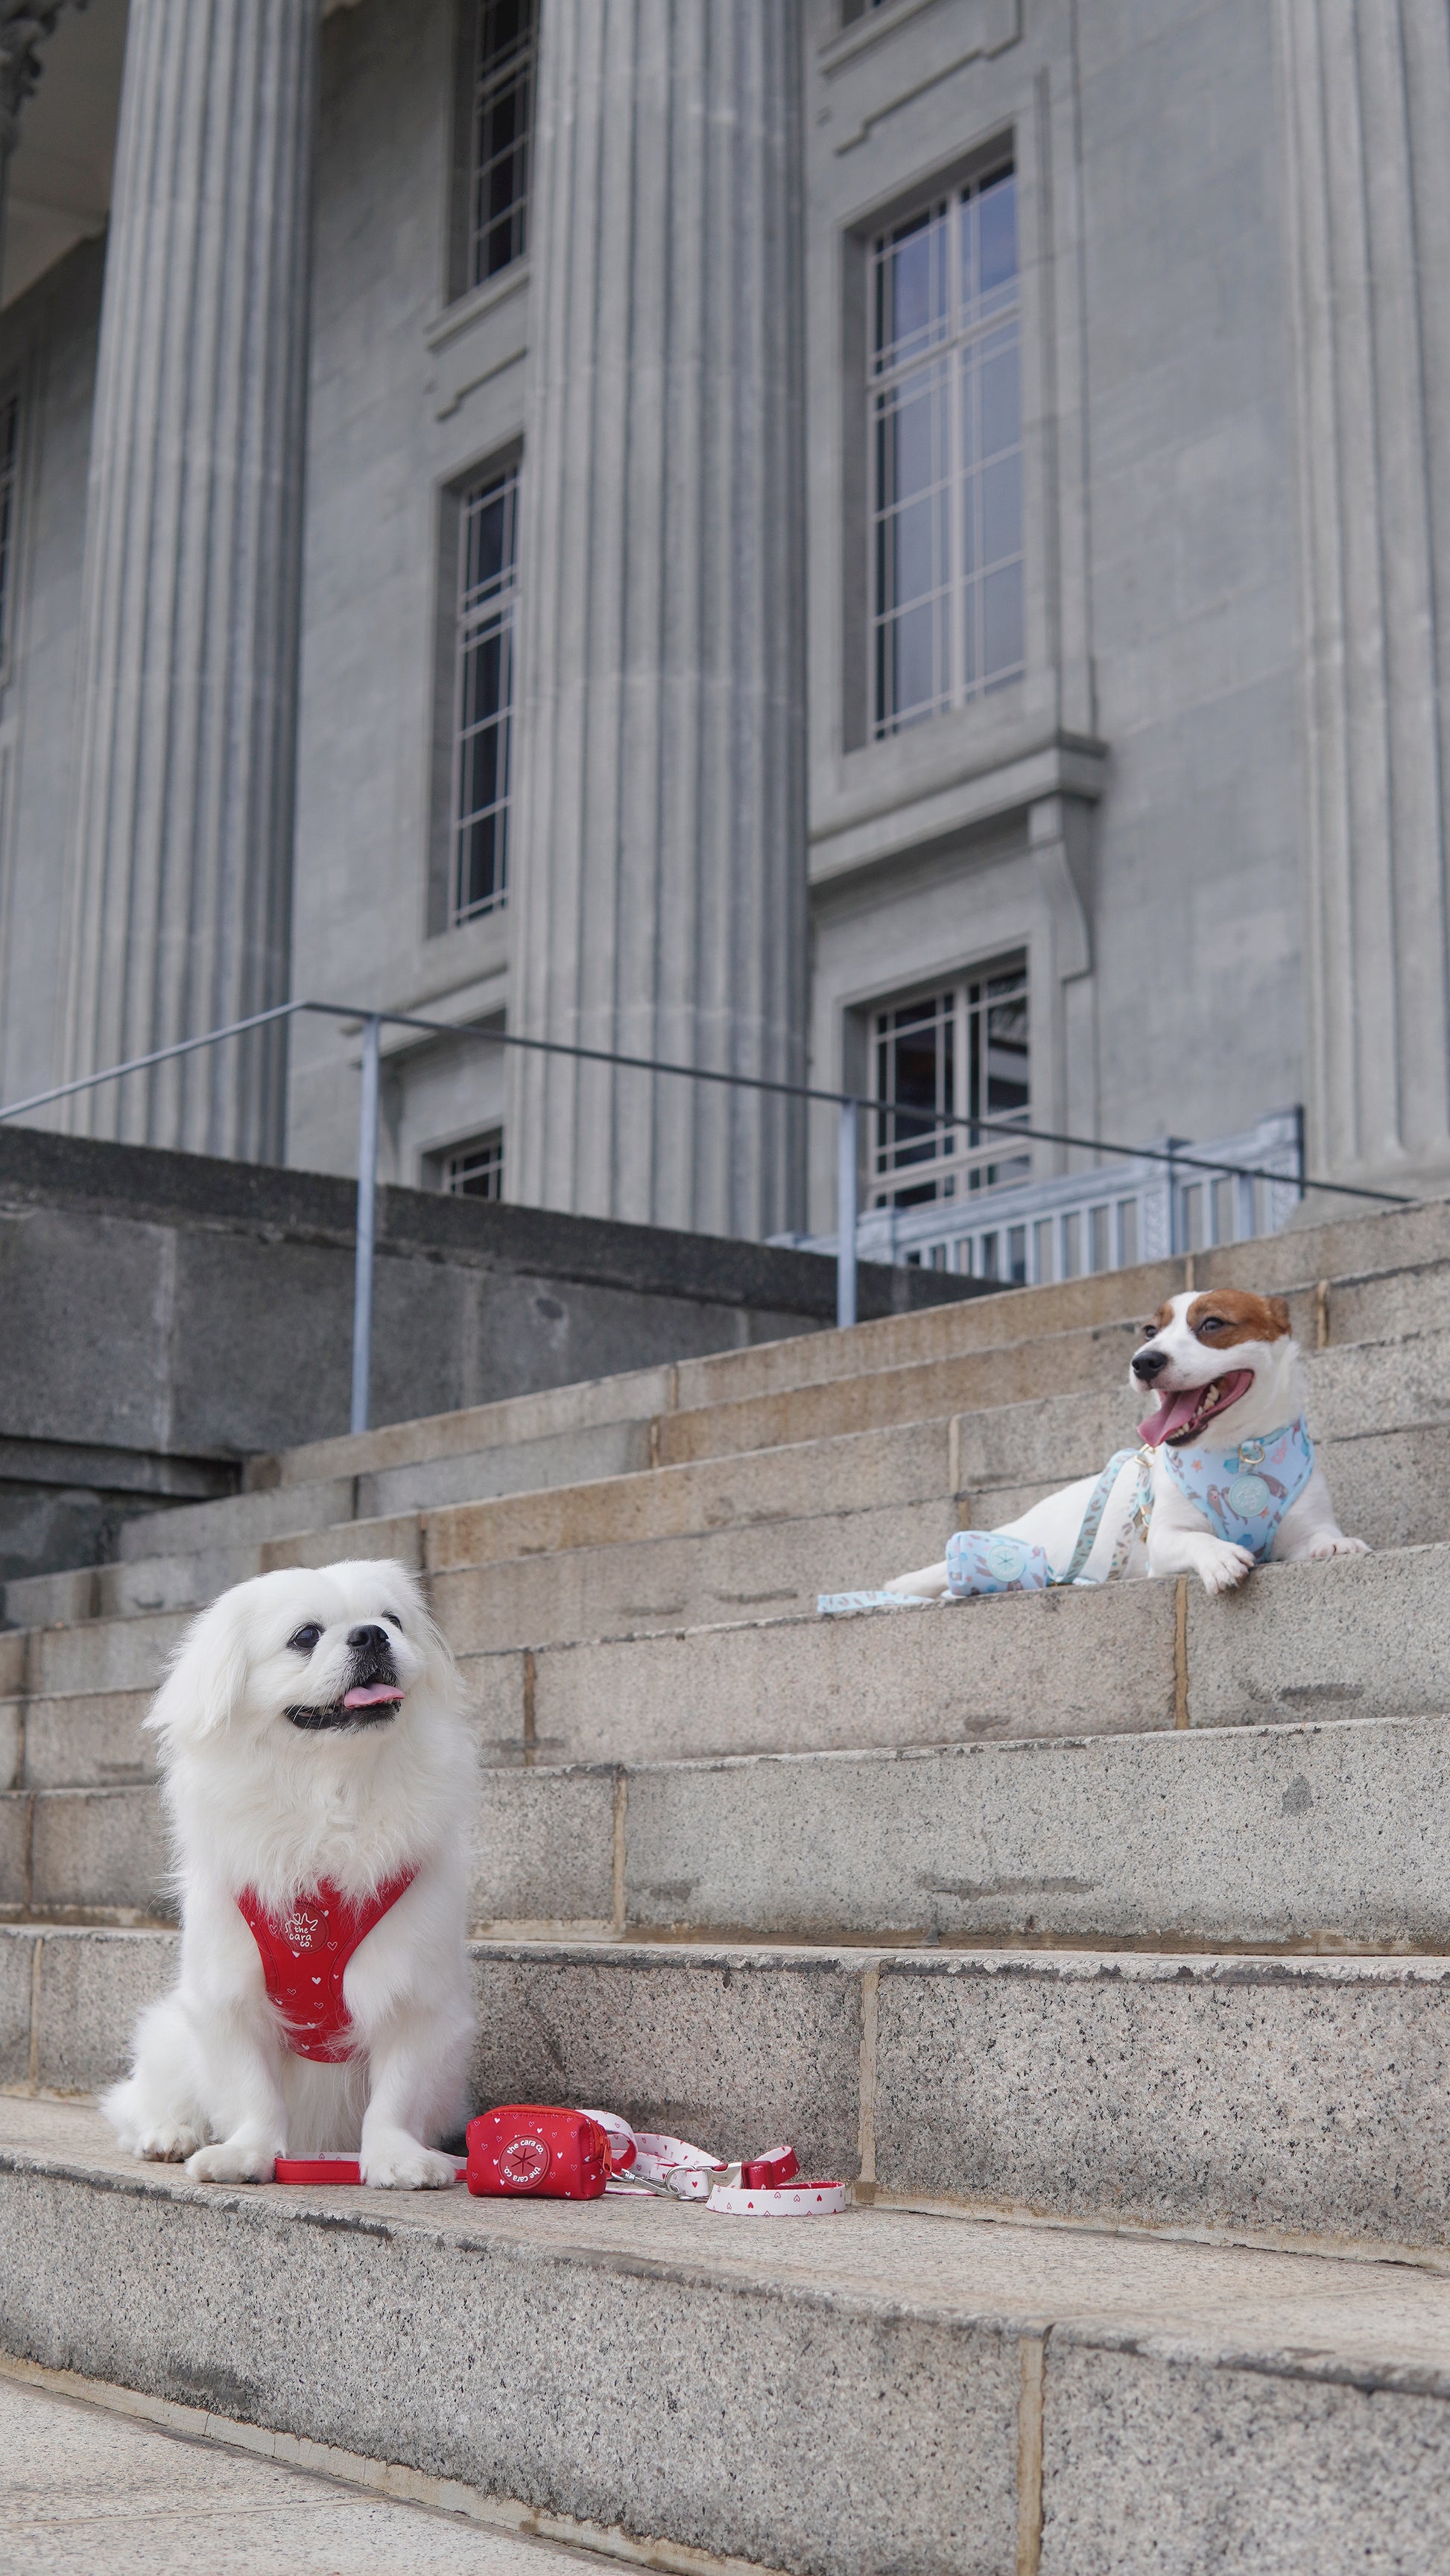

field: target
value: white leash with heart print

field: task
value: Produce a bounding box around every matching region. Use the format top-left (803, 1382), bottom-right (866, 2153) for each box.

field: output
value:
top-left (583, 2110), bottom-right (848, 2215)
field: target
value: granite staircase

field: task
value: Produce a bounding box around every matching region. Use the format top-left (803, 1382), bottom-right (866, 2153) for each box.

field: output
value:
top-left (4, 1196), bottom-right (1450, 2572)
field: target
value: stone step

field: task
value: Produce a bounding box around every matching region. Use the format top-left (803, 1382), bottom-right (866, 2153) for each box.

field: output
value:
top-left (11, 1713), bottom-right (1450, 1961)
top-left (7, 1536), bottom-right (1448, 1780)
top-left (0, 2363), bottom-right (608, 2576)
top-left (11, 2098), bottom-right (1450, 2576)
top-left (12, 1923), bottom-right (1450, 2251)
top-left (1, 1416), bottom-right (955, 1629)
top-left (475, 1538), bottom-right (1450, 1768)
top-left (10, 1298), bottom-right (1449, 1639)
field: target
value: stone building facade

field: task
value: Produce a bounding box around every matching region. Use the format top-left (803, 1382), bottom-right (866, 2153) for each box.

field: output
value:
top-left (0, 0), bottom-right (1446, 1265)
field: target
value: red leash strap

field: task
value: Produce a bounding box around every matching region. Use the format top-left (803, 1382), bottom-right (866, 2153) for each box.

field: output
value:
top-left (237, 1871), bottom-right (417, 2062)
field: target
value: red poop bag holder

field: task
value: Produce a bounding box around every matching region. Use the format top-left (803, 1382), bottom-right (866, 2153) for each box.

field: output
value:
top-left (274, 2105), bottom-right (847, 2212)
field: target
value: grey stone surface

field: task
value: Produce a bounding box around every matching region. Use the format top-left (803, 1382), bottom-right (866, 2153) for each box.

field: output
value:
top-left (0, 1700), bottom-right (19, 1791)
top-left (0, 1124), bottom-right (979, 1591)
top-left (1041, 2336), bottom-right (1450, 2576)
top-left (421, 1419), bottom-right (952, 1570)
top-left (29, 1927), bottom-right (175, 2095)
top-left (28, 1612), bottom-right (186, 1702)
top-left (0, 2101), bottom-right (1021, 2576)
top-left (0, 1791), bottom-right (30, 1909)
top-left (60, 0), bottom-right (319, 1164)
top-left (1187, 1543), bottom-right (1450, 1729)
top-left (1328, 1257), bottom-right (1450, 1345)
top-left (1277, 4), bottom-right (1450, 1204)
top-left (361, 1421), bottom-right (653, 1523)
top-left (0, 1929), bottom-right (36, 2086)
top-left (27, 1789), bottom-right (171, 1923)
top-left (20, 1693), bottom-right (155, 1793)
top-left (470, 1768), bottom-right (615, 1931)
top-left (873, 1951), bottom-right (1450, 2247)
top-left (469, 1943), bottom-right (863, 2183)
top-left (113, 1479), bottom-right (356, 1562)
top-left (0, 2373), bottom-right (603, 2576)
top-left (14, 2102), bottom-right (1450, 2574)
top-left (432, 1499), bottom-right (951, 1655)
top-left (23, 1710), bottom-right (1450, 1953)
top-left (618, 1714), bottom-right (1450, 1948)
top-left (519, 1582), bottom-right (1180, 1767)
top-left (508, 0), bottom-right (808, 1240)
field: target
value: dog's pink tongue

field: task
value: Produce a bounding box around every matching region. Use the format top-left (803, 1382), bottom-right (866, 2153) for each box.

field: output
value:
top-left (342, 1683), bottom-right (405, 1709)
top-left (1139, 1389), bottom-right (1204, 1448)
top-left (1139, 1368), bottom-right (1255, 1447)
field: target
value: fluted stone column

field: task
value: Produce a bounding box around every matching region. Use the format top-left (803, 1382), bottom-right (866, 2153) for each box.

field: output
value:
top-left (506, 0), bottom-right (808, 1239)
top-left (1277, 1), bottom-right (1450, 1196)
top-left (59, 0), bottom-right (319, 1161)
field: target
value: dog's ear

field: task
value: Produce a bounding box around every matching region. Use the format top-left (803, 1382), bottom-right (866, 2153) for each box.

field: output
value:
top-left (1265, 1295), bottom-right (1291, 1335)
top-left (146, 1593), bottom-right (253, 1748)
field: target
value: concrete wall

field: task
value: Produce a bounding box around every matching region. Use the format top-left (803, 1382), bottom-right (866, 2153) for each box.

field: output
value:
top-left (0, 1125), bottom-right (977, 1584)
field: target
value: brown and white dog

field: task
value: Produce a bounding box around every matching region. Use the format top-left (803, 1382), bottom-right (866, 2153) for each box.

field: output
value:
top-left (886, 1288), bottom-right (1368, 1599)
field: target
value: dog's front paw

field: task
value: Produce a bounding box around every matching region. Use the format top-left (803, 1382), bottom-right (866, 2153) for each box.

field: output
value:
top-left (1305, 1533), bottom-right (1371, 1561)
top-left (361, 2136), bottom-right (460, 2191)
top-left (186, 2139), bottom-right (276, 2184)
top-left (135, 2122), bottom-right (203, 2163)
top-left (1197, 1541), bottom-right (1256, 1595)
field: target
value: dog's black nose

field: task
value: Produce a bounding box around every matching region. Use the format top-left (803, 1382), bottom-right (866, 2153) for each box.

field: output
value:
top-left (1133, 1348), bottom-right (1168, 1380)
top-left (347, 1624), bottom-right (390, 1653)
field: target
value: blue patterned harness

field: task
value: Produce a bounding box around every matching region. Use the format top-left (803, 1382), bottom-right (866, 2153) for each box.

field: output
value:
top-left (1156, 1416), bottom-right (1314, 1560)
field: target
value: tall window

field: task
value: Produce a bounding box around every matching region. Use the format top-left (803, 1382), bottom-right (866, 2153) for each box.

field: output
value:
top-left (452, 463), bottom-right (519, 924)
top-left (870, 957), bottom-right (1030, 1207)
top-left (870, 165), bottom-right (1023, 737)
top-left (468, 0), bottom-right (535, 284)
top-left (0, 394), bottom-right (19, 666)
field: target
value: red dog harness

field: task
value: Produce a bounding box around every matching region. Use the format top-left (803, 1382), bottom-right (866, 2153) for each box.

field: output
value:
top-left (236, 1872), bottom-right (417, 2062)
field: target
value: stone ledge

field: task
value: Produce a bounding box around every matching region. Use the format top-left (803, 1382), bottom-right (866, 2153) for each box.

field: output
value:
top-left (5, 2099), bottom-right (1450, 2576)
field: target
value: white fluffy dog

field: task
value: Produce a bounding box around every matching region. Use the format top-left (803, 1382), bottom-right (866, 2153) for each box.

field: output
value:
top-left (887, 1288), bottom-right (1368, 1601)
top-left (103, 1560), bottom-right (477, 2189)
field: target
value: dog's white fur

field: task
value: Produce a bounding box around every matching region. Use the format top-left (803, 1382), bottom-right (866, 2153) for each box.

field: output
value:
top-left (102, 1560), bottom-right (477, 2189)
top-left (887, 1289), bottom-right (1368, 1600)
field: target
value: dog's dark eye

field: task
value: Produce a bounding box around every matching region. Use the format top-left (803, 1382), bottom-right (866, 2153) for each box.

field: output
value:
top-left (1139, 1325), bottom-right (1156, 1340)
top-left (1197, 1317), bottom-right (1226, 1333)
top-left (287, 1624), bottom-right (323, 1654)
top-left (382, 1613), bottom-right (402, 1631)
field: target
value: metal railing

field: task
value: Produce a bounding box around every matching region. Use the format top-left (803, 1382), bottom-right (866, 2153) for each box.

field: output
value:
top-left (777, 1110), bottom-right (1306, 1288)
top-left (0, 1001), bottom-right (1416, 1434)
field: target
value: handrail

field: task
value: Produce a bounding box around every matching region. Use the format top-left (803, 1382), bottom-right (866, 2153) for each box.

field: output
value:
top-left (0, 997), bottom-right (1419, 1431)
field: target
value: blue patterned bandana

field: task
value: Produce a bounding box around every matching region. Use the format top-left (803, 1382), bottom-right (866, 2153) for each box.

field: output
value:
top-left (1158, 1417), bottom-right (1314, 1560)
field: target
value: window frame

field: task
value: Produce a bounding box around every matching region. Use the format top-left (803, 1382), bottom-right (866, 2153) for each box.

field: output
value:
top-left (438, 1127), bottom-right (504, 1200)
top-left (428, 444), bottom-right (522, 939)
top-left (448, 0), bottom-right (536, 304)
top-left (839, 128), bottom-right (1034, 759)
top-left (866, 951), bottom-right (1031, 1211)
top-left (867, 159), bottom-right (1025, 741)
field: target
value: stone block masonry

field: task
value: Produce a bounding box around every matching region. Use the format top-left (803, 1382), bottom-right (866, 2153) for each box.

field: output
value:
top-left (0, 1121), bottom-right (977, 1585)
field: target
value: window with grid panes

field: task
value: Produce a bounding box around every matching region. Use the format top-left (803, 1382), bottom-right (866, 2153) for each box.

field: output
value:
top-left (870, 957), bottom-right (1030, 1207)
top-left (870, 165), bottom-right (1023, 735)
top-left (443, 1130), bottom-right (504, 1199)
top-left (469, 0), bottom-right (535, 283)
top-left (452, 463), bottom-right (519, 924)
